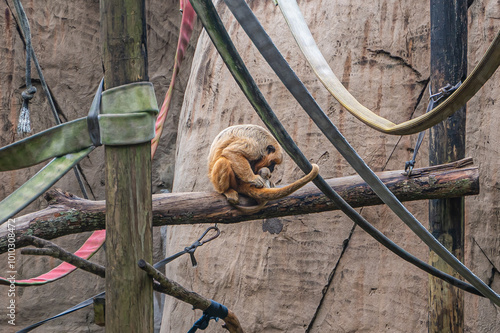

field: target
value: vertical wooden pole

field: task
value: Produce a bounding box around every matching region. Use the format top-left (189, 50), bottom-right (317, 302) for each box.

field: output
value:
top-left (101, 1), bottom-right (153, 332)
top-left (428, 0), bottom-right (467, 332)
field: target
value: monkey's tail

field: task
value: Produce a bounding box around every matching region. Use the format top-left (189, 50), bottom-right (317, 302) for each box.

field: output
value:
top-left (245, 163), bottom-right (319, 201)
top-left (234, 202), bottom-right (267, 215)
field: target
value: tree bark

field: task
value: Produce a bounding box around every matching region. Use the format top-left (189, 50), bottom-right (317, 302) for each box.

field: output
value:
top-left (101, 0), bottom-right (153, 331)
top-left (0, 158), bottom-right (478, 253)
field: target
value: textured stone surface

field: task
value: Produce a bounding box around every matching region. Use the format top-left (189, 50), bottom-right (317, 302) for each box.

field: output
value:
top-left (0, 0), bottom-right (498, 332)
top-left (160, 0), bottom-right (500, 332)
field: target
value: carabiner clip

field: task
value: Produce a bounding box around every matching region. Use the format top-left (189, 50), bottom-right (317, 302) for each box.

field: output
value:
top-left (196, 226), bottom-right (221, 246)
top-left (184, 226), bottom-right (221, 267)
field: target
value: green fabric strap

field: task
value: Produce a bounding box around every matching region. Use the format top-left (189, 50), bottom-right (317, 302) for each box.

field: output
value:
top-left (0, 82), bottom-right (158, 172)
top-left (0, 82), bottom-right (158, 224)
top-left (0, 148), bottom-right (93, 224)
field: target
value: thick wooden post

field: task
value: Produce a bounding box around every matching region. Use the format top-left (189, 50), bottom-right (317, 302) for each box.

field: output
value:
top-left (101, 0), bottom-right (153, 332)
top-left (429, 0), bottom-right (467, 332)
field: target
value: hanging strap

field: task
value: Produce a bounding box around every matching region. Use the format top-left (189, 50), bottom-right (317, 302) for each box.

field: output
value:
top-left (276, 0), bottom-right (500, 135)
top-left (0, 230), bottom-right (105, 286)
top-left (0, 82), bottom-right (158, 172)
top-left (192, 0), bottom-right (500, 304)
top-left (0, 81), bottom-right (158, 226)
top-left (0, 147), bottom-right (93, 225)
top-left (12, 0), bottom-right (36, 134)
top-left (152, 0), bottom-right (197, 157)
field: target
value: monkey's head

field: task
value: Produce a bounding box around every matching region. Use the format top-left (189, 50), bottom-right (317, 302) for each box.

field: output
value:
top-left (252, 143), bottom-right (283, 174)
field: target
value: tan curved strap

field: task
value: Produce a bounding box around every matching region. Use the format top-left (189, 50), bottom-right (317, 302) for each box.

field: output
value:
top-left (277, 0), bottom-right (500, 135)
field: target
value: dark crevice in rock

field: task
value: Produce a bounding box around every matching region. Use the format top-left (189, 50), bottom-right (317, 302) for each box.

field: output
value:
top-left (472, 237), bottom-right (499, 287)
top-left (305, 223), bottom-right (356, 332)
top-left (412, 77), bottom-right (430, 113)
top-left (367, 48), bottom-right (423, 78)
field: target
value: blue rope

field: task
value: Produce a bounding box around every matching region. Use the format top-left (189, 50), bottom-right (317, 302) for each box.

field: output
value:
top-left (188, 300), bottom-right (228, 332)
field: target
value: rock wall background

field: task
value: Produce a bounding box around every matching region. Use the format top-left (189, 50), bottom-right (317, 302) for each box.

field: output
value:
top-left (0, 0), bottom-right (498, 332)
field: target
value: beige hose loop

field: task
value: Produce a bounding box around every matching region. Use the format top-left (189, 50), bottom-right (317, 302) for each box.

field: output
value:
top-left (277, 0), bottom-right (500, 135)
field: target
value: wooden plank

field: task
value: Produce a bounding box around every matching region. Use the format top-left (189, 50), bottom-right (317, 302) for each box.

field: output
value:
top-left (100, 0), bottom-right (153, 331)
top-left (429, 0), bottom-right (468, 331)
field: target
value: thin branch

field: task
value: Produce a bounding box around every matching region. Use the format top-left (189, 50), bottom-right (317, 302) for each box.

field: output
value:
top-left (138, 260), bottom-right (244, 333)
top-left (19, 235), bottom-right (105, 278)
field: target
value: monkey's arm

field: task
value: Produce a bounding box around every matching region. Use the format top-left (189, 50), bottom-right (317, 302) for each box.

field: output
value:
top-left (234, 167), bottom-right (273, 214)
top-left (221, 141), bottom-right (265, 187)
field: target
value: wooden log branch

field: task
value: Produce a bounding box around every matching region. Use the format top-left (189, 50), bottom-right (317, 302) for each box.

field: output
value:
top-left (18, 235), bottom-right (105, 278)
top-left (0, 158), bottom-right (478, 253)
top-left (138, 260), bottom-right (244, 333)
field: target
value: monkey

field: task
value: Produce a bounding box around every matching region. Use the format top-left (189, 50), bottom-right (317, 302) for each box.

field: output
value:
top-left (234, 164), bottom-right (319, 214)
top-left (208, 124), bottom-right (319, 213)
top-left (208, 124), bottom-right (284, 204)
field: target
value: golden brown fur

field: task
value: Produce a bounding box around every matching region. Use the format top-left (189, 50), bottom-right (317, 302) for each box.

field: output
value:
top-left (235, 164), bottom-right (319, 214)
top-left (233, 167), bottom-right (274, 214)
top-left (208, 125), bottom-right (319, 213)
top-left (208, 124), bottom-right (284, 204)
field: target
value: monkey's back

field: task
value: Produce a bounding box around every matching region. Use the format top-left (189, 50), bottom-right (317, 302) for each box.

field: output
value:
top-left (207, 124), bottom-right (280, 174)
